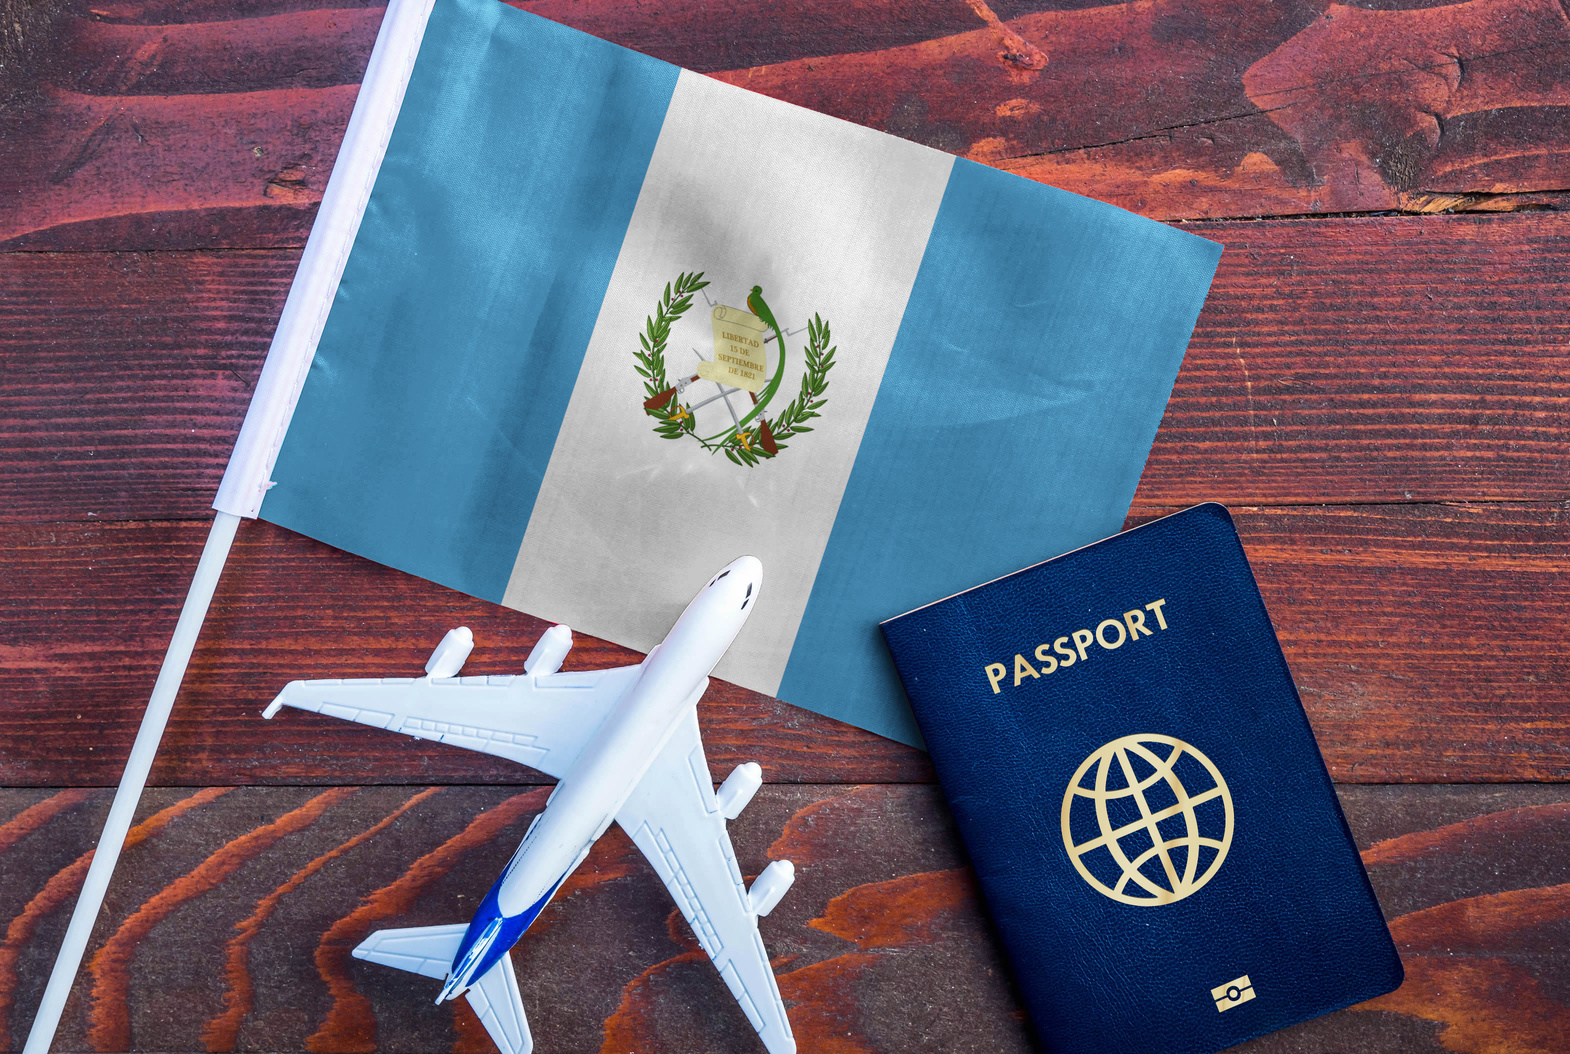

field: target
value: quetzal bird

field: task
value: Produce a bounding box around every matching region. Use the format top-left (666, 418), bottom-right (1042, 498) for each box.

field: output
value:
top-left (747, 286), bottom-right (780, 336)
top-left (698, 285), bottom-right (785, 453)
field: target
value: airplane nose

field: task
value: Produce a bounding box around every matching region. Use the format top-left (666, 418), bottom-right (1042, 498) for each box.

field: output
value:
top-left (727, 556), bottom-right (762, 615)
top-left (730, 555), bottom-right (762, 586)
top-left (710, 555), bottom-right (763, 592)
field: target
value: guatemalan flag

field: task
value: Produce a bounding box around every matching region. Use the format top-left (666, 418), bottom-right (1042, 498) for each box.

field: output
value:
top-left (218, 0), bottom-right (1223, 746)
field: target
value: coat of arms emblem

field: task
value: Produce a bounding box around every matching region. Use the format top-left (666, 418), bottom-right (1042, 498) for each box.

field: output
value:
top-left (636, 272), bottom-right (835, 466)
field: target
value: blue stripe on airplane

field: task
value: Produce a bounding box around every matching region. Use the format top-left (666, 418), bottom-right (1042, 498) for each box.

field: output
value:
top-left (447, 868), bottom-right (569, 995)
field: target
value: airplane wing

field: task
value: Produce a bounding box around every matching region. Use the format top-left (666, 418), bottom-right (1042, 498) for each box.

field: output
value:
top-left (615, 711), bottom-right (797, 1054)
top-left (264, 664), bottom-right (642, 780)
top-left (354, 925), bottom-right (533, 1054)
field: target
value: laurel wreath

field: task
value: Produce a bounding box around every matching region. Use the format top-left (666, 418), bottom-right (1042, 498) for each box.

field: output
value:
top-left (636, 270), bottom-right (835, 466)
top-left (635, 271), bottom-right (708, 440)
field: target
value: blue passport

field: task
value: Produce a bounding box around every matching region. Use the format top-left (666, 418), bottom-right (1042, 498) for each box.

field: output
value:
top-left (880, 503), bottom-right (1402, 1054)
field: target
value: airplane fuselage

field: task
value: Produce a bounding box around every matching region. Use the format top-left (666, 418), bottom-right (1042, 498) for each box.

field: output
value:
top-left (439, 557), bottom-right (762, 1000)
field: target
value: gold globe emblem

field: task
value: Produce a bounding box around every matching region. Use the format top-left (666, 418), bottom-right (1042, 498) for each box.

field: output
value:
top-left (1060, 734), bottom-right (1233, 906)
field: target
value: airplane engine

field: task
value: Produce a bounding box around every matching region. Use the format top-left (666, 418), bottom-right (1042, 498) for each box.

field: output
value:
top-left (425, 627), bottom-right (474, 678)
top-left (715, 762), bottom-right (762, 820)
top-left (747, 859), bottom-right (794, 917)
top-left (524, 624), bottom-right (573, 677)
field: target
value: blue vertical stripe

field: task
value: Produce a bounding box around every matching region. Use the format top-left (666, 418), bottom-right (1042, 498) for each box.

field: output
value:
top-left (263, 0), bottom-right (679, 602)
top-left (777, 160), bottom-right (1223, 745)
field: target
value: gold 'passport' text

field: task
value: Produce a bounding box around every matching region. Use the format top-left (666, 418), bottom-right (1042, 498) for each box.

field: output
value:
top-left (984, 598), bottom-right (1169, 694)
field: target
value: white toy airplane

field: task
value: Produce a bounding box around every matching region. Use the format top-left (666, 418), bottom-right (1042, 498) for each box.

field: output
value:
top-left (263, 556), bottom-right (796, 1054)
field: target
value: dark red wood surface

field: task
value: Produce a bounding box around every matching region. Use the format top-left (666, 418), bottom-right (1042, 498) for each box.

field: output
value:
top-left (0, 785), bottom-right (1567, 1053)
top-left (3, 503), bottom-right (1567, 786)
top-left (5, 0), bottom-right (1569, 251)
top-left (2, 0), bottom-right (1568, 1050)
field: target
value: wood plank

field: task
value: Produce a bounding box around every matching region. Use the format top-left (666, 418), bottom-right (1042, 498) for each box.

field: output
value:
top-left (1134, 211), bottom-right (1570, 506)
top-left (6, 0), bottom-right (1570, 248)
top-left (0, 783), bottom-right (1564, 1052)
top-left (46, 0), bottom-right (991, 82)
top-left (48, 9), bottom-right (385, 96)
top-left (1134, 503), bottom-right (1570, 783)
top-left (4, 213), bottom-right (1567, 525)
top-left (1, 84), bottom-right (361, 252)
top-left (0, 250), bottom-right (293, 524)
top-left (514, 0), bottom-right (997, 73)
top-left (2, 502), bottom-right (1565, 786)
top-left (0, 517), bottom-right (932, 787)
top-left (982, 0), bottom-right (1570, 218)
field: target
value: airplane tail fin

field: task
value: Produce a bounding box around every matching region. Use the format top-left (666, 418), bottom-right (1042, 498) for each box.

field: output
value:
top-left (354, 925), bottom-right (533, 1054)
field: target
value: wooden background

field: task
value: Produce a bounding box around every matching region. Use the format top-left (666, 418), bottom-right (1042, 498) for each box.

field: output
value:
top-left (3, 0), bottom-right (1569, 1050)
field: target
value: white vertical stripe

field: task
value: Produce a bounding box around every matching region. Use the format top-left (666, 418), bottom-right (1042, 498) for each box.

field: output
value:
top-left (504, 70), bottom-right (952, 695)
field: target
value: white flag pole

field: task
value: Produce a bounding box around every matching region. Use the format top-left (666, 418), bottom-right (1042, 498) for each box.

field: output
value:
top-left (21, 1), bottom-right (433, 1046)
top-left (23, 511), bottom-right (239, 1054)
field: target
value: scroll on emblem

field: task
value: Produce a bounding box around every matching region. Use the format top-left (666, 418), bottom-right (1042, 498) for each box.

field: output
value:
top-left (698, 305), bottom-right (768, 392)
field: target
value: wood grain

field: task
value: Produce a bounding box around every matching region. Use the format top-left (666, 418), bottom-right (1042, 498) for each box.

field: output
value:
top-left (0, 249), bottom-right (293, 525)
top-left (3, 0), bottom-right (1566, 1052)
top-left (1136, 503), bottom-right (1570, 783)
top-left (710, 0), bottom-right (1570, 216)
top-left (0, 517), bottom-right (931, 787)
top-left (6, 0), bottom-right (1570, 250)
top-left (1, 503), bottom-right (1564, 786)
top-left (4, 212), bottom-right (1567, 527)
top-left (0, 784), bottom-right (1563, 1053)
top-left (1138, 211), bottom-right (1570, 506)
top-left (0, 788), bottom-right (232, 1044)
